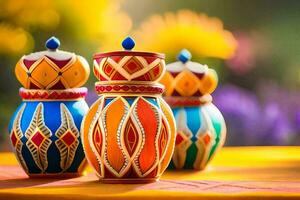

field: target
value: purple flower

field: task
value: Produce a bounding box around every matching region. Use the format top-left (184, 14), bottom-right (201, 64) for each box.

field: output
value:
top-left (260, 102), bottom-right (293, 145)
top-left (257, 82), bottom-right (300, 144)
top-left (213, 84), bottom-right (262, 145)
top-left (294, 110), bottom-right (300, 131)
top-left (213, 83), bottom-right (297, 145)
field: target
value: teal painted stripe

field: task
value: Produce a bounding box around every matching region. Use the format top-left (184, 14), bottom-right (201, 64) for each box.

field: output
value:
top-left (183, 143), bottom-right (198, 169)
top-left (184, 106), bottom-right (201, 141)
top-left (204, 104), bottom-right (224, 160)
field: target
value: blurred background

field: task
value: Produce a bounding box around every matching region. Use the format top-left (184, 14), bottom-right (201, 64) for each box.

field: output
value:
top-left (1, 0), bottom-right (300, 150)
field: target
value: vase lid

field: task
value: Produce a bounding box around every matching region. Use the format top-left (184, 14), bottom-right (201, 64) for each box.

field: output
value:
top-left (93, 36), bottom-right (165, 83)
top-left (160, 49), bottom-right (218, 97)
top-left (15, 36), bottom-right (90, 90)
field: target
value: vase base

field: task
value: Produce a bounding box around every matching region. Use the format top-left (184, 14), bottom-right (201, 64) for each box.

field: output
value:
top-left (100, 177), bottom-right (159, 184)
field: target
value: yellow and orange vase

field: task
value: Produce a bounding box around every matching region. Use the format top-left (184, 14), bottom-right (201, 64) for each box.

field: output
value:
top-left (160, 49), bottom-right (226, 170)
top-left (8, 37), bottom-right (90, 177)
top-left (81, 37), bottom-right (176, 183)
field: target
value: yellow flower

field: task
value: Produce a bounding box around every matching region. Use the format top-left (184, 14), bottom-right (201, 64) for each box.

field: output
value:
top-left (0, 0), bottom-right (60, 31)
top-left (0, 23), bottom-right (33, 55)
top-left (0, 0), bottom-right (132, 55)
top-left (57, 0), bottom-right (132, 51)
top-left (133, 10), bottom-right (237, 61)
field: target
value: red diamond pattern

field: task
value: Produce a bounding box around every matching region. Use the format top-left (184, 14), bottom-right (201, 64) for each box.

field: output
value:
top-left (175, 132), bottom-right (185, 145)
top-left (10, 131), bottom-right (18, 147)
top-left (61, 131), bottom-right (76, 146)
top-left (31, 131), bottom-right (45, 147)
top-left (203, 134), bottom-right (211, 145)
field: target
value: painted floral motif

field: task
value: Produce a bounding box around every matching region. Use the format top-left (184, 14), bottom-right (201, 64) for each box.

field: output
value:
top-left (25, 103), bottom-right (52, 172)
top-left (55, 104), bottom-right (80, 171)
top-left (10, 104), bottom-right (28, 173)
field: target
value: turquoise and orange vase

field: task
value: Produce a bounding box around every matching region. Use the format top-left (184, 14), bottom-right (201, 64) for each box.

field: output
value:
top-left (160, 49), bottom-right (226, 170)
top-left (81, 37), bottom-right (176, 183)
top-left (8, 37), bottom-right (90, 177)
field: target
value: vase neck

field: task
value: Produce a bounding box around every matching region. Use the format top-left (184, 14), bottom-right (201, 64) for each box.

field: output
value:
top-left (164, 95), bottom-right (212, 107)
top-left (19, 87), bottom-right (87, 101)
top-left (95, 83), bottom-right (164, 95)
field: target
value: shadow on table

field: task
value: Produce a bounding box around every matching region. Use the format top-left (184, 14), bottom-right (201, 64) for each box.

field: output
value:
top-left (0, 178), bottom-right (64, 189)
top-left (0, 173), bottom-right (152, 194)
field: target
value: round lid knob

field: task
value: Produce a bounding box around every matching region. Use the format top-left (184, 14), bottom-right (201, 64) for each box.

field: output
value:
top-left (45, 36), bottom-right (60, 50)
top-left (177, 49), bottom-right (192, 64)
top-left (122, 36), bottom-right (135, 50)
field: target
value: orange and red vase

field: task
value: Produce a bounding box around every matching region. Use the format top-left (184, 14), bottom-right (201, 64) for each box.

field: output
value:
top-left (81, 37), bottom-right (176, 183)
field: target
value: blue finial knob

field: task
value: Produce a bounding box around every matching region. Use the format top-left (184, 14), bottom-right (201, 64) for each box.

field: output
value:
top-left (46, 36), bottom-right (60, 50)
top-left (122, 36), bottom-right (135, 50)
top-left (177, 49), bottom-right (192, 63)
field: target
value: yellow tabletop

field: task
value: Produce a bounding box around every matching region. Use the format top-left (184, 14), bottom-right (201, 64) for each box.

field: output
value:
top-left (0, 146), bottom-right (300, 199)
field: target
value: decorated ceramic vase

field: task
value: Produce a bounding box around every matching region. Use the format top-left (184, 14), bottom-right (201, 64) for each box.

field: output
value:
top-left (81, 37), bottom-right (176, 183)
top-left (8, 37), bottom-right (90, 178)
top-left (160, 49), bottom-right (226, 170)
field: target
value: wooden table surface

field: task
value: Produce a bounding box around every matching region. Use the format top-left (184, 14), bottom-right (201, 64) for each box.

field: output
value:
top-left (0, 146), bottom-right (300, 200)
